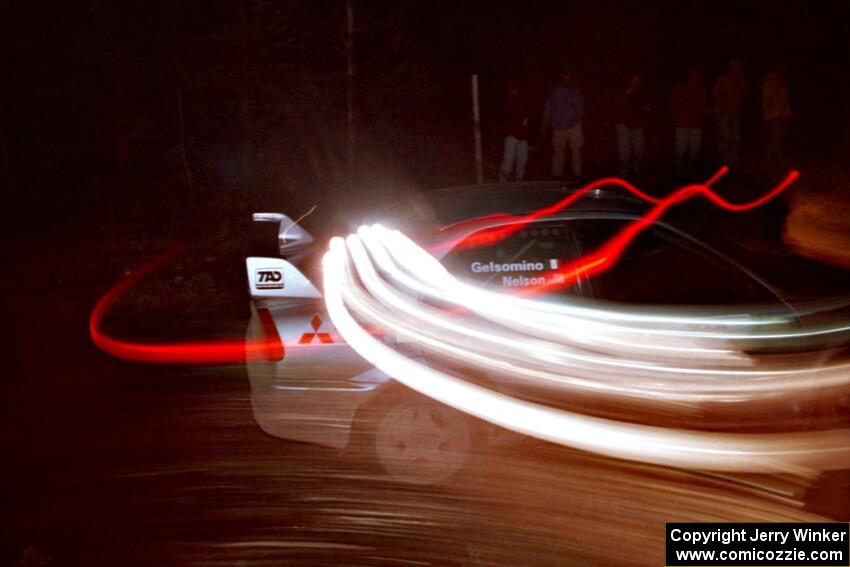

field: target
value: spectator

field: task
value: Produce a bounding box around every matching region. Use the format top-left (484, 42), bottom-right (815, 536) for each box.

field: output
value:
top-left (713, 57), bottom-right (747, 165)
top-left (499, 83), bottom-right (530, 182)
top-left (761, 61), bottom-right (792, 162)
top-left (613, 73), bottom-right (650, 177)
top-left (541, 68), bottom-right (584, 179)
top-left (670, 67), bottom-right (708, 171)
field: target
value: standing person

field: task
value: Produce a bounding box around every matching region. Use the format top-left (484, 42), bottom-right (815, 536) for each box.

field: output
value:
top-left (713, 57), bottom-right (747, 165)
top-left (613, 73), bottom-right (650, 177)
top-left (541, 68), bottom-right (584, 179)
top-left (499, 83), bottom-right (529, 182)
top-left (761, 61), bottom-right (792, 162)
top-left (669, 67), bottom-right (708, 172)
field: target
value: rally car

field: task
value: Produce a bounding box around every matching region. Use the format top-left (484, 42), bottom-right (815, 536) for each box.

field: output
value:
top-left (245, 181), bottom-right (850, 483)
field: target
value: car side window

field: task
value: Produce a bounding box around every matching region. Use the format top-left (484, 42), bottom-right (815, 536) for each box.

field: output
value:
top-left (442, 219), bottom-right (778, 305)
top-left (441, 221), bottom-right (595, 297)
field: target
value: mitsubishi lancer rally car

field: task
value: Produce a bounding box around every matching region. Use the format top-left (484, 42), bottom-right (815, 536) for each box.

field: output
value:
top-left (245, 181), bottom-right (850, 484)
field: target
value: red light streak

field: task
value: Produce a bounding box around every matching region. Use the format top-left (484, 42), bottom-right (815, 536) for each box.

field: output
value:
top-left (438, 167), bottom-right (731, 252)
top-left (523, 169), bottom-right (799, 294)
top-left (89, 246), bottom-right (283, 365)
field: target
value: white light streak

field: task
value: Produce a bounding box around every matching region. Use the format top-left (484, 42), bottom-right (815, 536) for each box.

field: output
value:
top-left (322, 227), bottom-right (850, 472)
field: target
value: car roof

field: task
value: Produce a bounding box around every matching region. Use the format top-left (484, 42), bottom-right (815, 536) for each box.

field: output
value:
top-left (385, 181), bottom-right (647, 228)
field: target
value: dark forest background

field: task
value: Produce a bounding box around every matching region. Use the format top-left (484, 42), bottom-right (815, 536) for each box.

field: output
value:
top-left (3, 0), bottom-right (850, 248)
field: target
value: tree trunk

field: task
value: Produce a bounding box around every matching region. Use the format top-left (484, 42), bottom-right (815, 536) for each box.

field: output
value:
top-left (0, 0), bottom-right (12, 193)
top-left (346, 0), bottom-right (356, 185)
top-left (111, 72), bottom-right (129, 184)
top-left (171, 2), bottom-right (193, 188)
top-left (239, 0), bottom-right (252, 190)
top-left (0, 98), bottom-right (11, 196)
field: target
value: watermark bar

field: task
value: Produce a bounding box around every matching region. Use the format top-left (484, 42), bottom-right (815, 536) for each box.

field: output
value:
top-left (666, 523), bottom-right (849, 566)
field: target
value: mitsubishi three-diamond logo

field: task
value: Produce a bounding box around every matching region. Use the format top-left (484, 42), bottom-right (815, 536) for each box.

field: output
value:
top-left (299, 314), bottom-right (333, 344)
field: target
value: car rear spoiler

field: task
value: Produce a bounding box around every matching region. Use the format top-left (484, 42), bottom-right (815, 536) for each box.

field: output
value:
top-left (253, 212), bottom-right (315, 259)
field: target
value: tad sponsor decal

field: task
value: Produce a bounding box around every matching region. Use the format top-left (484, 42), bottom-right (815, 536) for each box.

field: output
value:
top-left (255, 268), bottom-right (284, 290)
